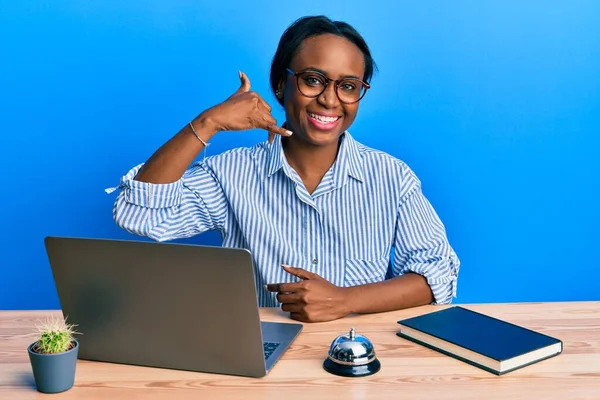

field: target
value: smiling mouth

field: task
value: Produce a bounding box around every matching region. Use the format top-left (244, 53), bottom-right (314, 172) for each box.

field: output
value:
top-left (306, 112), bottom-right (342, 130)
top-left (307, 112), bottom-right (341, 123)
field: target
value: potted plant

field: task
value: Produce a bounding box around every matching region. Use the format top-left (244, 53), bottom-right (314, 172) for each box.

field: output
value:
top-left (27, 315), bottom-right (80, 394)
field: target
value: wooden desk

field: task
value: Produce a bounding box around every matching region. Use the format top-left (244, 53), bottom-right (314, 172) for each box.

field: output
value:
top-left (1, 302), bottom-right (599, 399)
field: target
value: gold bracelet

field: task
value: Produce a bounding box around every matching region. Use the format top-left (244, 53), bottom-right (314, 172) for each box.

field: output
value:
top-left (189, 122), bottom-right (211, 147)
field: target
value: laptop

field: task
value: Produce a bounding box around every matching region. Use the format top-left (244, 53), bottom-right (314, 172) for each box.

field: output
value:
top-left (44, 236), bottom-right (303, 378)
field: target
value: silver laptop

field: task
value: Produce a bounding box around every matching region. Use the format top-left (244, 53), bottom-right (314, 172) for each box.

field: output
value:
top-left (44, 236), bottom-right (303, 378)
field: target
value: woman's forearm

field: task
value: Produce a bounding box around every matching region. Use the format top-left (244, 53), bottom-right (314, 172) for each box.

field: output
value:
top-left (344, 273), bottom-right (434, 314)
top-left (134, 114), bottom-right (218, 184)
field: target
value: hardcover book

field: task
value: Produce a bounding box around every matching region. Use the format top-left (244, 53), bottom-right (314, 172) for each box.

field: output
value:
top-left (396, 306), bottom-right (563, 375)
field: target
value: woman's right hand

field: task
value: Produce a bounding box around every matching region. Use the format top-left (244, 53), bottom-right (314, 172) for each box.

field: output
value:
top-left (200, 71), bottom-right (293, 143)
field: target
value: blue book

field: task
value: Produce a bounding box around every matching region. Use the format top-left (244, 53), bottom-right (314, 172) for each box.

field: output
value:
top-left (396, 306), bottom-right (563, 375)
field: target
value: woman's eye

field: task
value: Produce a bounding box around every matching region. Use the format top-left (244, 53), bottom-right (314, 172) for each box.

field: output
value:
top-left (304, 75), bottom-right (325, 86)
top-left (341, 82), bottom-right (357, 92)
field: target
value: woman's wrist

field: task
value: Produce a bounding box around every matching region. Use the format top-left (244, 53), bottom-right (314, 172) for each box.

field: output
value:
top-left (191, 111), bottom-right (220, 142)
top-left (338, 286), bottom-right (357, 316)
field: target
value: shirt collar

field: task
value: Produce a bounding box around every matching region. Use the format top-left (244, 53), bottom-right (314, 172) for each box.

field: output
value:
top-left (266, 130), bottom-right (364, 184)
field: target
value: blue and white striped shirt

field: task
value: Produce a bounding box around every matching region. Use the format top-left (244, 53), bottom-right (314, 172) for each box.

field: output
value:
top-left (109, 132), bottom-right (460, 307)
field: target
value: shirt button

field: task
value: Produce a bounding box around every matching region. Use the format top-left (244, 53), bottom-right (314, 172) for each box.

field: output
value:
top-left (312, 258), bottom-right (318, 265)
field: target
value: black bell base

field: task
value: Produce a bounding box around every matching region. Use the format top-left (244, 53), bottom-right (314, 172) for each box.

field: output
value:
top-left (323, 358), bottom-right (381, 377)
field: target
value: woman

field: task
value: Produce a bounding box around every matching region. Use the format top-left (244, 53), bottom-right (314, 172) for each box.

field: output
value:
top-left (110, 15), bottom-right (460, 322)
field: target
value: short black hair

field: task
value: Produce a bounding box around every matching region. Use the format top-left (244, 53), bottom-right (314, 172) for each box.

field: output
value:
top-left (270, 15), bottom-right (377, 106)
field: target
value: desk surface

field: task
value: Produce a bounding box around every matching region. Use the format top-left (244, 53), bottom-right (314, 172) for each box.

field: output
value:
top-left (1, 302), bottom-right (599, 400)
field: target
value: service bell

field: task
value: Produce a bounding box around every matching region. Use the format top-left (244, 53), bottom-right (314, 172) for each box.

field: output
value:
top-left (323, 327), bottom-right (381, 377)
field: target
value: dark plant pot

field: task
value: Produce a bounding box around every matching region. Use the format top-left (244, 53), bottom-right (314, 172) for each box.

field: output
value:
top-left (27, 340), bottom-right (79, 394)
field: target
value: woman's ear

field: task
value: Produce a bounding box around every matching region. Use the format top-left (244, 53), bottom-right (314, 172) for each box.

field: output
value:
top-left (275, 80), bottom-right (285, 100)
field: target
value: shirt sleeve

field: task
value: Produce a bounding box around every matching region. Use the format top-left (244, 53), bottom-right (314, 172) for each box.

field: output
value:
top-left (106, 161), bottom-right (229, 242)
top-left (391, 178), bottom-right (460, 305)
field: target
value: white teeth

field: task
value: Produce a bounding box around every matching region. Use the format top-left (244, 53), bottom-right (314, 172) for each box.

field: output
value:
top-left (309, 112), bottom-right (339, 123)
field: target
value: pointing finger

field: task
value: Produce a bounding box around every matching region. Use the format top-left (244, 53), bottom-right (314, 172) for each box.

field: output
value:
top-left (257, 109), bottom-right (292, 137)
top-left (282, 264), bottom-right (318, 280)
top-left (263, 122), bottom-right (293, 138)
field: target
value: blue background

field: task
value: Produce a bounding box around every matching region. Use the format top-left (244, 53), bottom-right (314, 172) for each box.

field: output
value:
top-left (1, 1), bottom-right (598, 309)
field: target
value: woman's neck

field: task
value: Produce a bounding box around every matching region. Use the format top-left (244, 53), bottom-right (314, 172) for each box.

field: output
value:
top-left (282, 134), bottom-right (341, 194)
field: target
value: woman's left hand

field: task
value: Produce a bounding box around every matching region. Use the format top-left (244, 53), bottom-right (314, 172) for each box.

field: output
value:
top-left (266, 265), bottom-right (350, 322)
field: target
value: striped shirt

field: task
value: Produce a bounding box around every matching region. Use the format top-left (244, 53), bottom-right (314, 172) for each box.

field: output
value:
top-left (109, 132), bottom-right (460, 306)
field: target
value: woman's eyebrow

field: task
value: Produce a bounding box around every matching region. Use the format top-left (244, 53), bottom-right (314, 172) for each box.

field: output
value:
top-left (301, 66), bottom-right (361, 80)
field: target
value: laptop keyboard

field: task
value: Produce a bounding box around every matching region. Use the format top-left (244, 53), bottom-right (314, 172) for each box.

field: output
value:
top-left (263, 341), bottom-right (281, 360)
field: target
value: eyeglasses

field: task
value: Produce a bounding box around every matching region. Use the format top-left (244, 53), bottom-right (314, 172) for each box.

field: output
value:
top-left (286, 68), bottom-right (370, 104)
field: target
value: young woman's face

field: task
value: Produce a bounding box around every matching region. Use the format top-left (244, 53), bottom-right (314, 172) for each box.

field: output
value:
top-left (282, 34), bottom-right (366, 147)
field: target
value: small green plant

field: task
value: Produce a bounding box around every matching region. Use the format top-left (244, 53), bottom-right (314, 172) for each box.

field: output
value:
top-left (33, 316), bottom-right (79, 354)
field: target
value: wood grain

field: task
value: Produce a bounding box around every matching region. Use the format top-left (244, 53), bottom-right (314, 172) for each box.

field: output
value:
top-left (1, 302), bottom-right (599, 400)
